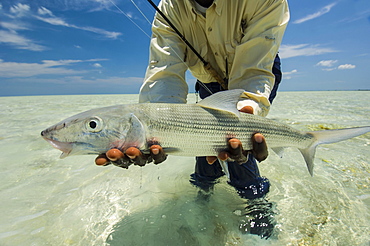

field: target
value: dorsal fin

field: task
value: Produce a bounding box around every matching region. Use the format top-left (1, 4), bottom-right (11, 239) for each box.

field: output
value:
top-left (197, 89), bottom-right (245, 117)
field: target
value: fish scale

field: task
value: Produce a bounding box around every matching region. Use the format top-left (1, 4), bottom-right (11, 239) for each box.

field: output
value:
top-left (137, 102), bottom-right (314, 156)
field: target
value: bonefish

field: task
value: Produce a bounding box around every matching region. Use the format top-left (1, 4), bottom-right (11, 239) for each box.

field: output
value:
top-left (41, 89), bottom-right (370, 176)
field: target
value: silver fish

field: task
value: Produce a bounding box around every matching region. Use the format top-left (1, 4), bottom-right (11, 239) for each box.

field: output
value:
top-left (41, 89), bottom-right (370, 176)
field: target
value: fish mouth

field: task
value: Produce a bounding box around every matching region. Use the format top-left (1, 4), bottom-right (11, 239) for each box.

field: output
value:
top-left (42, 136), bottom-right (73, 158)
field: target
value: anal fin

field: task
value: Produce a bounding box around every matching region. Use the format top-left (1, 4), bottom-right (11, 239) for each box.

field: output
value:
top-left (271, 147), bottom-right (285, 158)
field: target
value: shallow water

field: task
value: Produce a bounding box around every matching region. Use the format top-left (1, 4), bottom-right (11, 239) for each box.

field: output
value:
top-left (0, 91), bottom-right (369, 245)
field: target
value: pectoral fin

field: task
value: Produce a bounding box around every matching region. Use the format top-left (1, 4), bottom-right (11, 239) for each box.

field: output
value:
top-left (123, 114), bottom-right (146, 149)
top-left (197, 89), bottom-right (246, 117)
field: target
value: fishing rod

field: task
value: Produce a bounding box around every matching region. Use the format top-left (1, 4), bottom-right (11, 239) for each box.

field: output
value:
top-left (146, 0), bottom-right (228, 90)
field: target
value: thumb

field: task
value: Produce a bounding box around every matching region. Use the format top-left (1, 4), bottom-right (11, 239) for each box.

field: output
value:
top-left (239, 106), bottom-right (254, 114)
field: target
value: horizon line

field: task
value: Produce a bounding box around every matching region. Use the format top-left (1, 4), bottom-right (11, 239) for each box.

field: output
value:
top-left (1, 89), bottom-right (369, 98)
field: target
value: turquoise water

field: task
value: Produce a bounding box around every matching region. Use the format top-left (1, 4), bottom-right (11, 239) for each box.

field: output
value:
top-left (0, 91), bottom-right (369, 245)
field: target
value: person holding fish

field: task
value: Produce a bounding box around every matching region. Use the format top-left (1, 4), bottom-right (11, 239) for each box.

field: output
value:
top-left (96, 0), bottom-right (289, 239)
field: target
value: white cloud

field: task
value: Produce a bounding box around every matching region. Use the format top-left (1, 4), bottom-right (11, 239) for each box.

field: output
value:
top-left (316, 61), bottom-right (356, 71)
top-left (279, 44), bottom-right (337, 59)
top-left (317, 60), bottom-right (338, 71)
top-left (0, 21), bottom-right (29, 31)
top-left (282, 69), bottom-right (298, 80)
top-left (126, 12), bottom-right (134, 19)
top-left (37, 7), bottom-right (54, 16)
top-left (9, 3), bottom-right (30, 17)
top-left (322, 68), bottom-right (336, 71)
top-left (0, 59), bottom-right (83, 77)
top-left (0, 30), bottom-right (46, 51)
top-left (93, 63), bottom-right (102, 68)
top-left (35, 15), bottom-right (70, 27)
top-left (338, 64), bottom-right (356, 70)
top-left (294, 3), bottom-right (337, 24)
top-left (60, 76), bottom-right (143, 85)
top-left (1, 4), bottom-right (121, 53)
top-left (0, 59), bottom-right (107, 77)
top-left (4, 76), bottom-right (144, 88)
top-left (33, 7), bottom-right (121, 39)
top-left (316, 60), bottom-right (338, 67)
top-left (35, 15), bottom-right (122, 39)
top-left (0, 4), bottom-right (45, 51)
top-left (78, 26), bottom-right (121, 39)
top-left (339, 9), bottom-right (370, 23)
top-left (356, 53), bottom-right (369, 57)
top-left (283, 69), bottom-right (298, 75)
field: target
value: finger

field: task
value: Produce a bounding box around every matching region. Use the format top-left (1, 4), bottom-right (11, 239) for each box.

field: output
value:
top-left (150, 145), bottom-right (167, 164)
top-left (206, 156), bottom-right (218, 164)
top-left (251, 133), bottom-right (268, 162)
top-left (239, 106), bottom-right (254, 114)
top-left (217, 151), bottom-right (229, 161)
top-left (106, 149), bottom-right (133, 169)
top-left (95, 154), bottom-right (110, 166)
top-left (125, 147), bottom-right (141, 159)
top-left (227, 138), bottom-right (243, 156)
top-left (125, 147), bottom-right (147, 166)
top-left (226, 138), bottom-right (249, 163)
top-left (253, 133), bottom-right (264, 144)
top-left (150, 145), bottom-right (161, 155)
top-left (106, 149), bottom-right (124, 161)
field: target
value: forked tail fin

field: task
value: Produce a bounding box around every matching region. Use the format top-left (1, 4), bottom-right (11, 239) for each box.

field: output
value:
top-left (299, 126), bottom-right (370, 176)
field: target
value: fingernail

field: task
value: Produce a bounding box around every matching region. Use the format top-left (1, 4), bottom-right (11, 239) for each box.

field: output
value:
top-left (125, 147), bottom-right (141, 159)
top-left (95, 156), bottom-right (109, 166)
top-left (150, 145), bottom-right (161, 155)
top-left (106, 149), bottom-right (124, 161)
top-left (206, 156), bottom-right (217, 164)
top-left (218, 152), bottom-right (229, 161)
top-left (152, 148), bottom-right (159, 155)
top-left (255, 134), bottom-right (263, 143)
top-left (229, 140), bottom-right (239, 149)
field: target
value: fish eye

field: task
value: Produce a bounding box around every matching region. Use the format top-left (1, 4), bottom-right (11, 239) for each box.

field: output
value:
top-left (85, 117), bottom-right (103, 132)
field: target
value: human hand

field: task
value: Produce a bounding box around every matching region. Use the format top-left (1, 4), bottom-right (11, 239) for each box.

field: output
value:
top-left (95, 143), bottom-right (167, 169)
top-left (206, 106), bottom-right (268, 164)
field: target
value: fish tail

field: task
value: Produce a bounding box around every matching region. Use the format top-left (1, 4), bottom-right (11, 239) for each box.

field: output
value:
top-left (299, 126), bottom-right (370, 176)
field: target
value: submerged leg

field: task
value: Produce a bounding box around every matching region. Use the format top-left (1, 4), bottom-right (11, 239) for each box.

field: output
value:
top-left (194, 75), bottom-right (280, 238)
top-left (239, 198), bottom-right (277, 239)
top-left (227, 155), bottom-right (276, 239)
top-left (190, 157), bottom-right (225, 201)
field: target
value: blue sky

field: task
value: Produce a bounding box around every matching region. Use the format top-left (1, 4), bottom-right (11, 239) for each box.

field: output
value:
top-left (0, 0), bottom-right (369, 96)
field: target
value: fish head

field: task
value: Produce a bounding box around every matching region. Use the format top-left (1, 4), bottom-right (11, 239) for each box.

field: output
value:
top-left (41, 106), bottom-right (134, 158)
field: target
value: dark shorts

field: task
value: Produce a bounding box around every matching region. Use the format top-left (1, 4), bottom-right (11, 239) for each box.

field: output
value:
top-left (191, 55), bottom-right (282, 199)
